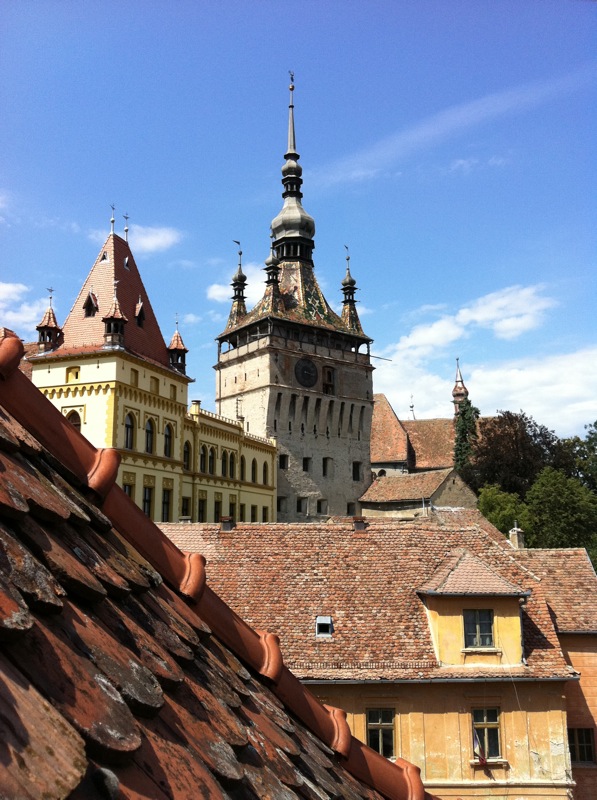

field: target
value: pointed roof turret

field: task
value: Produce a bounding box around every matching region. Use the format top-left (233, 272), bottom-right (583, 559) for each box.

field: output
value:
top-left (36, 289), bottom-right (62, 353)
top-left (224, 242), bottom-right (248, 331)
top-left (452, 358), bottom-right (469, 416)
top-left (168, 319), bottom-right (188, 374)
top-left (102, 281), bottom-right (127, 349)
top-left (270, 74), bottom-right (315, 259)
top-left (340, 247), bottom-right (365, 335)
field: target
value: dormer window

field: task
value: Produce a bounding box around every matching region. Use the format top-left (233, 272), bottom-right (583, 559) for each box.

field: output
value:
top-left (315, 615), bottom-right (333, 637)
top-left (83, 293), bottom-right (99, 317)
top-left (464, 609), bottom-right (494, 648)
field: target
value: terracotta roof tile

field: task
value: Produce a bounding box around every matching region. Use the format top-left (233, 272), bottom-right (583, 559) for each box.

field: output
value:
top-left (514, 548), bottom-right (597, 633)
top-left (0, 328), bottom-right (431, 800)
top-left (163, 509), bottom-right (572, 684)
top-left (401, 418), bottom-right (455, 470)
top-left (418, 548), bottom-right (529, 596)
top-left (361, 468), bottom-right (453, 503)
top-left (371, 394), bottom-right (409, 463)
top-left (51, 233), bottom-right (172, 368)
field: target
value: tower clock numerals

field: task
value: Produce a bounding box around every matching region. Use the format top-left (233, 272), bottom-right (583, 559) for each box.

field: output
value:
top-left (295, 358), bottom-right (318, 388)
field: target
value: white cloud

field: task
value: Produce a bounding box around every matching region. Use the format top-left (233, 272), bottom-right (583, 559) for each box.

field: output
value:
top-left (128, 224), bottom-right (183, 253)
top-left (183, 313), bottom-right (201, 325)
top-left (372, 283), bottom-right (592, 437)
top-left (312, 64), bottom-right (597, 189)
top-left (0, 282), bottom-right (49, 335)
top-left (374, 347), bottom-right (597, 438)
top-left (89, 224), bottom-right (183, 253)
top-left (207, 262), bottom-right (266, 306)
top-left (388, 284), bottom-right (555, 364)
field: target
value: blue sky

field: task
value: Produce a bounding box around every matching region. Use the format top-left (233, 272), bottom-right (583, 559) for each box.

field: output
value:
top-left (1, 0), bottom-right (595, 437)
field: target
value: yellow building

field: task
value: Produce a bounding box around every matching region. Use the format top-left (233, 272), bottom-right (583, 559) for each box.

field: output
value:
top-left (27, 222), bottom-right (276, 524)
top-left (163, 510), bottom-right (583, 799)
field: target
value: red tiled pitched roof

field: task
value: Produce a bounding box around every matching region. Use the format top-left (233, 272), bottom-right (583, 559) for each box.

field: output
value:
top-left (163, 509), bottom-right (573, 684)
top-left (514, 548), bottom-right (597, 633)
top-left (37, 233), bottom-right (173, 369)
top-left (361, 468), bottom-right (453, 503)
top-left (0, 328), bottom-right (431, 800)
top-left (221, 259), bottom-right (371, 342)
top-left (401, 418), bottom-right (455, 470)
top-left (418, 548), bottom-right (529, 596)
top-left (371, 394), bottom-right (409, 463)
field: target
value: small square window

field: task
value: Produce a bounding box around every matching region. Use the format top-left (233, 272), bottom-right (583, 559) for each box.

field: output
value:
top-left (315, 615), bottom-right (333, 637)
top-left (472, 708), bottom-right (501, 761)
top-left (367, 709), bottom-right (395, 759)
top-left (316, 499), bottom-right (328, 514)
top-left (296, 497), bottom-right (307, 515)
top-left (464, 609), bottom-right (494, 648)
top-left (568, 728), bottom-right (596, 763)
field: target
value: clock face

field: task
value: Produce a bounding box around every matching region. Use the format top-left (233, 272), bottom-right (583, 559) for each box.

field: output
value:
top-left (295, 358), bottom-right (318, 388)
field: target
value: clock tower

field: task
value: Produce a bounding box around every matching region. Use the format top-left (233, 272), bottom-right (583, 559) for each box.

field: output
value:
top-left (215, 79), bottom-right (373, 520)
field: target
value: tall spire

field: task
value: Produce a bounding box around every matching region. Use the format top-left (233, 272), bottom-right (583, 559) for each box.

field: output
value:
top-left (452, 357), bottom-right (469, 416)
top-left (287, 71), bottom-right (297, 157)
top-left (270, 73), bottom-right (315, 261)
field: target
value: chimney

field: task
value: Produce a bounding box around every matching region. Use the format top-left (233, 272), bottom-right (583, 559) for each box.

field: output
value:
top-left (509, 525), bottom-right (525, 549)
top-left (189, 400), bottom-right (201, 420)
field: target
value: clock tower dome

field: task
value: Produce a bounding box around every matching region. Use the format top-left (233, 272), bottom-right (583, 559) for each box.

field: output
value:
top-left (215, 78), bottom-right (373, 520)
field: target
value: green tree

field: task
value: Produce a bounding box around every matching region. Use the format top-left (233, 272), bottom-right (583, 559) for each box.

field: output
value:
top-left (477, 484), bottom-right (530, 536)
top-left (559, 421), bottom-right (597, 493)
top-left (469, 410), bottom-right (560, 496)
top-left (524, 467), bottom-right (597, 561)
top-left (453, 397), bottom-right (480, 483)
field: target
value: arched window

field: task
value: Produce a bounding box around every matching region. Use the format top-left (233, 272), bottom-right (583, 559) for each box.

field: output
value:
top-left (240, 456), bottom-right (246, 481)
top-left (164, 424), bottom-right (173, 458)
top-left (262, 462), bottom-right (268, 486)
top-left (67, 410), bottom-right (81, 432)
top-left (200, 445), bottom-right (207, 473)
top-left (221, 450), bottom-right (228, 477)
top-left (183, 441), bottom-right (191, 471)
top-left (124, 413), bottom-right (135, 449)
top-left (251, 459), bottom-right (257, 483)
top-left (145, 419), bottom-right (154, 454)
top-left (208, 447), bottom-right (215, 475)
top-left (229, 453), bottom-right (236, 479)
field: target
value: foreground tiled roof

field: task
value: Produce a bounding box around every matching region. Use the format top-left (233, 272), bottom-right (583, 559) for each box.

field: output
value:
top-left (0, 328), bottom-right (431, 800)
top-left (163, 510), bottom-right (573, 683)
top-left (514, 548), bottom-right (597, 633)
top-left (401, 419), bottom-right (455, 470)
top-left (360, 469), bottom-right (453, 503)
top-left (370, 394), bottom-right (409, 464)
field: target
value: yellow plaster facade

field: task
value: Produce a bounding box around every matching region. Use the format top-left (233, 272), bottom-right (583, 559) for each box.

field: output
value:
top-left (307, 586), bottom-right (572, 798)
top-left (312, 681), bottom-right (571, 799)
top-left (30, 349), bottom-right (277, 524)
top-left (424, 595), bottom-right (524, 667)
